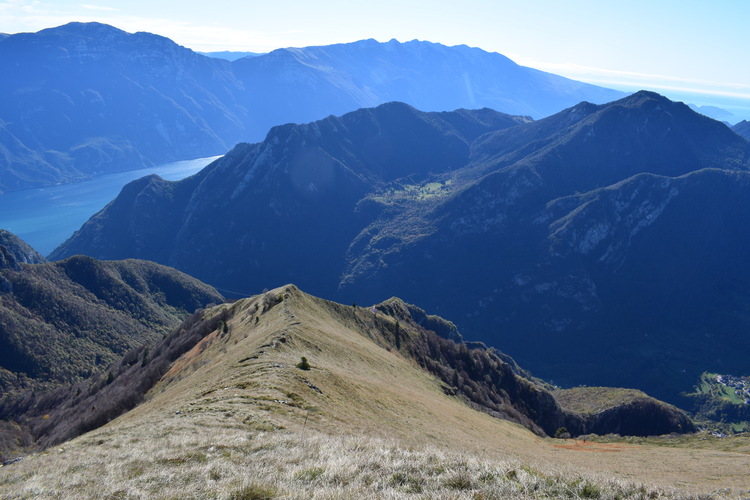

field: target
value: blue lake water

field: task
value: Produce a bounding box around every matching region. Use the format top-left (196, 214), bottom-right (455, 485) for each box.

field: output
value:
top-left (0, 156), bottom-right (221, 257)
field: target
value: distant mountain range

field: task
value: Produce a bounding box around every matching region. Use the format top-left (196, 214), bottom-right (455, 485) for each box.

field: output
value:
top-left (0, 22), bottom-right (624, 191)
top-left (51, 91), bottom-right (750, 403)
top-left (0, 230), bottom-right (223, 396)
top-left (0, 22), bottom-right (245, 192)
top-left (688, 103), bottom-right (735, 122)
top-left (199, 50), bottom-right (262, 61)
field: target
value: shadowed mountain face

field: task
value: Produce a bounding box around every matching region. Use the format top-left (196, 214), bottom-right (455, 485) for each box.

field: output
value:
top-left (734, 120), bottom-right (750, 141)
top-left (0, 22), bottom-right (244, 191)
top-left (0, 22), bottom-right (623, 191)
top-left (51, 92), bottom-right (750, 403)
top-left (0, 231), bottom-right (223, 396)
top-left (50, 104), bottom-right (531, 294)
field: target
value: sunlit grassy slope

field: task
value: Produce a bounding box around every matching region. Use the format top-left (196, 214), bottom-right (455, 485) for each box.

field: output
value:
top-left (2, 285), bottom-right (749, 498)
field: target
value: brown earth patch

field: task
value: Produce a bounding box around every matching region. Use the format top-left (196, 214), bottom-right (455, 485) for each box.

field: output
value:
top-left (551, 440), bottom-right (636, 452)
top-left (162, 328), bottom-right (220, 380)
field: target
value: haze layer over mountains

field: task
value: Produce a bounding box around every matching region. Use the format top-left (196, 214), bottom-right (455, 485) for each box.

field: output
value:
top-left (0, 22), bottom-right (623, 191)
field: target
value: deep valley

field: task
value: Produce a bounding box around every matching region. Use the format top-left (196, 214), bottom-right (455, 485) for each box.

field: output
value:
top-left (49, 91), bottom-right (750, 407)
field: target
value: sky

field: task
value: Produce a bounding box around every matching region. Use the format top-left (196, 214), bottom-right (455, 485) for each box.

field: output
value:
top-left (2, 0), bottom-right (749, 120)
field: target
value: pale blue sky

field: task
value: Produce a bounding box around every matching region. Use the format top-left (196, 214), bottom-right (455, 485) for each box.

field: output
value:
top-left (1, 0), bottom-right (749, 117)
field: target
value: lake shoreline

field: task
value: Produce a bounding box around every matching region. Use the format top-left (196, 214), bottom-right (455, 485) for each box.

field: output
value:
top-left (0, 156), bottom-right (221, 256)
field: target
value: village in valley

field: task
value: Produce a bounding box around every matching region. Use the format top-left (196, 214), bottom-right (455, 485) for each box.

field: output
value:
top-left (712, 374), bottom-right (750, 405)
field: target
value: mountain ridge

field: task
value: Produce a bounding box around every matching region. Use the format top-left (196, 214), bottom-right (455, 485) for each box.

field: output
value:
top-left (5, 285), bottom-right (740, 499)
top-left (1, 285), bottom-right (693, 453)
top-left (49, 92), bottom-right (750, 404)
top-left (0, 22), bottom-right (244, 191)
top-left (235, 37), bottom-right (622, 119)
top-left (50, 103), bottom-right (530, 292)
top-left (0, 22), bottom-right (624, 191)
top-left (0, 231), bottom-right (223, 396)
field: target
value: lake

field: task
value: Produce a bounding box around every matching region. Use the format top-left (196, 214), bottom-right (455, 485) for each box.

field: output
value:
top-left (0, 156), bottom-right (221, 257)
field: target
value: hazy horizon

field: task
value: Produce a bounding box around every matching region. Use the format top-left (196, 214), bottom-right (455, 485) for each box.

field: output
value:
top-left (1, 0), bottom-right (748, 118)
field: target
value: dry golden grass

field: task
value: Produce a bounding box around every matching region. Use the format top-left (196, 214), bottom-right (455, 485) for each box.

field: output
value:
top-left (2, 285), bottom-right (750, 498)
top-left (0, 417), bottom-right (719, 499)
top-left (554, 387), bottom-right (654, 414)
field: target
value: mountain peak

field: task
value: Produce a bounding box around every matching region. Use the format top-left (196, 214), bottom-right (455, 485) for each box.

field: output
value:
top-left (615, 89), bottom-right (681, 108)
top-left (38, 21), bottom-right (128, 40)
top-left (1, 21), bottom-right (194, 67)
top-left (0, 230), bottom-right (46, 271)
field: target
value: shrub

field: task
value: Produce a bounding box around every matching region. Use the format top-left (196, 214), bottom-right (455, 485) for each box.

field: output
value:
top-left (579, 481), bottom-right (602, 498)
top-left (229, 482), bottom-right (277, 499)
top-left (554, 427), bottom-right (571, 439)
top-left (296, 357), bottom-right (310, 371)
top-left (444, 471), bottom-right (473, 490)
